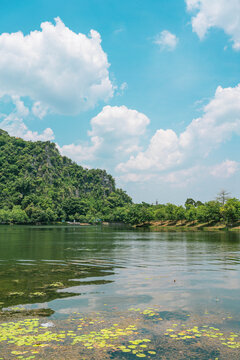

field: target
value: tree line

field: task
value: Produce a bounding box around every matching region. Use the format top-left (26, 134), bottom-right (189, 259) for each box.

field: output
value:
top-left (106, 196), bottom-right (240, 225)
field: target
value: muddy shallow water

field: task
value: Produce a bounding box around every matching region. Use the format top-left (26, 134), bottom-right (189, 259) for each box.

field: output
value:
top-left (0, 225), bottom-right (240, 359)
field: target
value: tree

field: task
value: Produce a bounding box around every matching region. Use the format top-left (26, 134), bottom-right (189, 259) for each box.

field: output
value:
top-left (176, 206), bottom-right (186, 223)
top-left (26, 205), bottom-right (52, 224)
top-left (196, 205), bottom-right (208, 223)
top-left (0, 209), bottom-right (11, 223)
top-left (165, 203), bottom-right (178, 220)
top-left (154, 207), bottom-right (166, 221)
top-left (222, 198), bottom-right (240, 224)
top-left (216, 190), bottom-right (230, 206)
top-left (186, 205), bottom-right (197, 223)
top-left (124, 204), bottom-right (154, 225)
top-left (10, 206), bottom-right (29, 224)
top-left (204, 201), bottom-right (221, 223)
top-left (63, 198), bottom-right (90, 218)
top-left (185, 198), bottom-right (196, 209)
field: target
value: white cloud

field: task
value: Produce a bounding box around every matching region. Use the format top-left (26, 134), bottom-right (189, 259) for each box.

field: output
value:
top-left (119, 160), bottom-right (239, 188)
top-left (59, 136), bottom-right (102, 163)
top-left (210, 160), bottom-right (239, 178)
top-left (120, 82), bottom-right (128, 91)
top-left (118, 165), bottom-right (204, 188)
top-left (154, 30), bottom-right (178, 51)
top-left (186, 0), bottom-right (240, 50)
top-left (60, 105), bottom-right (150, 163)
top-left (0, 96), bottom-right (54, 141)
top-left (117, 129), bottom-right (183, 172)
top-left (32, 101), bottom-right (48, 119)
top-left (160, 160), bottom-right (239, 186)
top-left (179, 84), bottom-right (240, 153)
top-left (0, 17), bottom-right (113, 115)
top-left (89, 105), bottom-right (149, 157)
top-left (161, 166), bottom-right (202, 186)
top-left (117, 84), bottom-right (240, 174)
top-left (118, 173), bottom-right (156, 183)
top-left (23, 127), bottom-right (55, 141)
top-left (116, 82), bottom-right (128, 96)
top-left (114, 28), bottom-right (125, 35)
top-left (12, 95), bottom-right (29, 118)
top-left (89, 105), bottom-right (149, 139)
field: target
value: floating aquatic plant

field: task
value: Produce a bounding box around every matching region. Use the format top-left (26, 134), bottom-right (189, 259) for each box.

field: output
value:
top-left (0, 308), bottom-right (240, 359)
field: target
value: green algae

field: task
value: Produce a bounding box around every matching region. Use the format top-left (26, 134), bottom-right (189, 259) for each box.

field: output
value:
top-left (0, 308), bottom-right (240, 359)
top-left (164, 324), bottom-right (240, 348)
top-left (0, 308), bottom-right (54, 319)
top-left (0, 261), bottom-right (115, 310)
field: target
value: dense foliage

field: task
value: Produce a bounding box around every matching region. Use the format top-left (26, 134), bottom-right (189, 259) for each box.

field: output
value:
top-left (0, 130), bottom-right (132, 224)
top-left (109, 198), bottom-right (240, 226)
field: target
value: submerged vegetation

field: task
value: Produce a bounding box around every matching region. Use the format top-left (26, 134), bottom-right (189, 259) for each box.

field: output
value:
top-left (0, 129), bottom-right (239, 227)
top-left (1, 306), bottom-right (240, 359)
top-left (0, 258), bottom-right (114, 310)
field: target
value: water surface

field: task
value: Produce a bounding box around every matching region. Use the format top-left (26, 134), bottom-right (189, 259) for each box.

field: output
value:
top-left (0, 226), bottom-right (240, 359)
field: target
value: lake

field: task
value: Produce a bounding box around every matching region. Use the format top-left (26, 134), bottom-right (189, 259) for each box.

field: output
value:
top-left (0, 225), bottom-right (240, 359)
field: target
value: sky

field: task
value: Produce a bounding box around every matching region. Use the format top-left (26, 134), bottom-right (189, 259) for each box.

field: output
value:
top-left (0, 0), bottom-right (240, 204)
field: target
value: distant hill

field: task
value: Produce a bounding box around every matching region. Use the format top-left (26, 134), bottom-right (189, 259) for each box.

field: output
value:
top-left (0, 129), bottom-right (132, 224)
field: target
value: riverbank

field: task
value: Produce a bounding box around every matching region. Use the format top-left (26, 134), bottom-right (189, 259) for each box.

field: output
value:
top-left (1, 220), bottom-right (240, 231)
top-left (135, 220), bottom-right (240, 231)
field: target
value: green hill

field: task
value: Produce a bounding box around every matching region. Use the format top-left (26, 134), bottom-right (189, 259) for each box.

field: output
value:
top-left (0, 129), bottom-right (132, 224)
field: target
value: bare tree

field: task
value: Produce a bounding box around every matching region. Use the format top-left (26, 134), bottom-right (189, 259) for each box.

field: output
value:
top-left (216, 189), bottom-right (231, 205)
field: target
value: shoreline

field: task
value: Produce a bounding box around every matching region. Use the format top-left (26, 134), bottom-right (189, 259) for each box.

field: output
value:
top-left (0, 221), bottom-right (240, 231)
top-left (135, 220), bottom-right (240, 232)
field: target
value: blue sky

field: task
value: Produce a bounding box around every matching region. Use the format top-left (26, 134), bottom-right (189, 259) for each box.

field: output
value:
top-left (0, 0), bottom-right (240, 204)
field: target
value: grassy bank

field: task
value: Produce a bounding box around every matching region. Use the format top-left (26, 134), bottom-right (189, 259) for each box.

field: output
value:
top-left (135, 220), bottom-right (240, 231)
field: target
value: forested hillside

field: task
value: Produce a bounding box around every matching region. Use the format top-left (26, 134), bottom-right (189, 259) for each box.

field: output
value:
top-left (0, 129), bottom-right (132, 223)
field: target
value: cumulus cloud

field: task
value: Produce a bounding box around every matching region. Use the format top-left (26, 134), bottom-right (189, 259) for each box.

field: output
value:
top-left (154, 30), bottom-right (178, 51)
top-left (118, 165), bottom-right (202, 188)
top-left (161, 160), bottom-right (239, 186)
top-left (180, 85), bottom-right (240, 152)
top-left (59, 136), bottom-right (102, 163)
top-left (22, 127), bottom-right (55, 142)
top-left (59, 84), bottom-right (240, 186)
top-left (210, 160), bottom-right (239, 178)
top-left (117, 129), bottom-right (183, 172)
top-left (0, 17), bottom-right (113, 115)
top-left (89, 105), bottom-right (149, 139)
top-left (119, 160), bottom-right (239, 188)
top-left (117, 84), bottom-right (240, 174)
top-left (60, 105), bottom-right (150, 162)
top-left (186, 0), bottom-right (240, 50)
top-left (32, 102), bottom-right (48, 119)
top-left (117, 173), bottom-right (156, 183)
top-left (0, 96), bottom-right (54, 141)
top-left (162, 166), bottom-right (202, 186)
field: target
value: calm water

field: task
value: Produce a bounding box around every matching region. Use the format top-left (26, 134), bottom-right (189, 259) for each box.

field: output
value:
top-left (0, 225), bottom-right (239, 317)
top-left (1, 226), bottom-right (240, 359)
